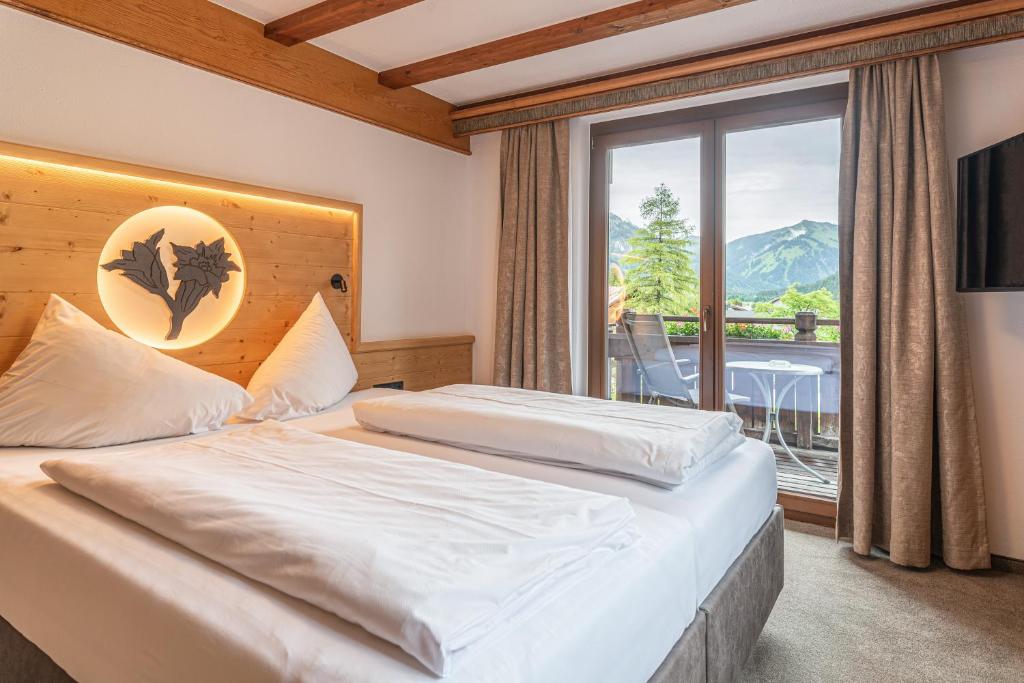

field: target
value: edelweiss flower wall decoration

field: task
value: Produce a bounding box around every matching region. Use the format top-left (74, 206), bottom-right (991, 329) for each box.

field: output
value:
top-left (96, 206), bottom-right (246, 349)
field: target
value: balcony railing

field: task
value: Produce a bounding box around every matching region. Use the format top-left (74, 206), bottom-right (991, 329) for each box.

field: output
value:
top-left (608, 313), bottom-right (840, 452)
top-left (659, 313), bottom-right (840, 342)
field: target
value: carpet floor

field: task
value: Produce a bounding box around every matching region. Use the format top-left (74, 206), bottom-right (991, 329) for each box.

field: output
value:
top-left (739, 521), bottom-right (1024, 682)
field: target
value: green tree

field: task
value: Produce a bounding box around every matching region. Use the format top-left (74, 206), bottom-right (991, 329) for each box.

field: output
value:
top-left (753, 285), bottom-right (840, 341)
top-left (753, 286), bottom-right (839, 318)
top-left (622, 184), bottom-right (698, 316)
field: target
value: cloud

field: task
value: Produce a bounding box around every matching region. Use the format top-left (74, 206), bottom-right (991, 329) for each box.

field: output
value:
top-left (607, 117), bottom-right (840, 242)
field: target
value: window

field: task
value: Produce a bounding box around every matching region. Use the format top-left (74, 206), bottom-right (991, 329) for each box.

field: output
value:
top-left (589, 84), bottom-right (845, 503)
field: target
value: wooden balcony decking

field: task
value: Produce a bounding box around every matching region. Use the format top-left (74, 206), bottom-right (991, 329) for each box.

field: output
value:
top-left (774, 446), bottom-right (838, 501)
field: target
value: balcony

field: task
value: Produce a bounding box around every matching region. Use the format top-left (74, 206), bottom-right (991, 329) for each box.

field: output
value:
top-left (609, 313), bottom-right (840, 501)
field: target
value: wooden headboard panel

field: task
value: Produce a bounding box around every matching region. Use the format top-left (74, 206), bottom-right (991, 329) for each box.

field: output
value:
top-left (0, 141), bottom-right (472, 388)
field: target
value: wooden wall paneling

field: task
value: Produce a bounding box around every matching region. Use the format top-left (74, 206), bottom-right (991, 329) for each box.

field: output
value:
top-left (351, 339), bottom-right (474, 391)
top-left (0, 162), bottom-right (357, 239)
top-left (353, 335), bottom-right (475, 352)
top-left (0, 291), bottom-right (352, 339)
top-left (0, 202), bottom-right (356, 269)
top-left (349, 209), bottom-right (363, 354)
top-left (204, 360), bottom-right (264, 384)
top-left (0, 141), bottom-right (472, 389)
top-left (0, 141), bottom-right (357, 385)
top-left (0, 252), bottom-right (355, 299)
top-left (0, 0), bottom-right (468, 154)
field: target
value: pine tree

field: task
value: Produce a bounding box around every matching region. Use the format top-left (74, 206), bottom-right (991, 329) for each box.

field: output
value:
top-left (622, 184), bottom-right (698, 316)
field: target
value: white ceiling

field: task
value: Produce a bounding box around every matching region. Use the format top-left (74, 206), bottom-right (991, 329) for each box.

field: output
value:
top-left (215, 0), bottom-right (940, 105)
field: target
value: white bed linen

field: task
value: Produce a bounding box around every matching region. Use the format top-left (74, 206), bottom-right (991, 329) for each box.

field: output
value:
top-left (0, 294), bottom-right (252, 448)
top-left (0, 391), bottom-right (699, 683)
top-left (313, 390), bottom-right (778, 602)
top-left (40, 421), bottom-right (640, 677)
top-left (352, 384), bottom-right (746, 488)
top-left (240, 293), bottom-right (358, 421)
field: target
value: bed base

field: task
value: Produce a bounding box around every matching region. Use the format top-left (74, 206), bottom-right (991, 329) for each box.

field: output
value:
top-left (651, 505), bottom-right (784, 683)
top-left (1, 506), bottom-right (784, 683)
top-left (701, 505), bottom-right (784, 682)
top-left (649, 610), bottom-right (707, 683)
top-left (0, 614), bottom-right (73, 683)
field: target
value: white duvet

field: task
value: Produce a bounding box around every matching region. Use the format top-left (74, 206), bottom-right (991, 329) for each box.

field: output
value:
top-left (352, 384), bottom-right (746, 488)
top-left (40, 421), bottom-right (638, 677)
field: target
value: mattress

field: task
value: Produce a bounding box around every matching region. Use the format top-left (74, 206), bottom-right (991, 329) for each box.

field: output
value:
top-left (316, 389), bottom-right (779, 602)
top-left (0, 390), bottom-right (700, 683)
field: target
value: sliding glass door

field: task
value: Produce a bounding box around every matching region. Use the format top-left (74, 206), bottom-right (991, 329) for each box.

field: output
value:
top-left (591, 120), bottom-right (715, 410)
top-left (590, 86), bottom-right (845, 499)
top-left (719, 109), bottom-right (843, 492)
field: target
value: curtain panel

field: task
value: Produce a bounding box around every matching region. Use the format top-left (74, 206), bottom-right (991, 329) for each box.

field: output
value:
top-left (493, 120), bottom-right (572, 393)
top-left (837, 55), bottom-right (990, 570)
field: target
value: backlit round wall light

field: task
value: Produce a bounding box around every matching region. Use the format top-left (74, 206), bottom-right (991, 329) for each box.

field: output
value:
top-left (97, 206), bottom-right (246, 349)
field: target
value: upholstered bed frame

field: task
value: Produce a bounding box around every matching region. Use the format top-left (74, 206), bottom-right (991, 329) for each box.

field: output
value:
top-left (654, 505), bottom-right (784, 683)
top-left (0, 507), bottom-right (784, 683)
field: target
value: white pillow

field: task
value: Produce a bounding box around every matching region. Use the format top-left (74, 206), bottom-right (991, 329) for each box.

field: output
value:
top-left (239, 293), bottom-right (358, 421)
top-left (0, 294), bottom-right (253, 448)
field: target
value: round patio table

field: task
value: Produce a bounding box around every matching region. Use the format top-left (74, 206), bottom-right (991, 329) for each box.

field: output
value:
top-left (726, 360), bottom-right (830, 484)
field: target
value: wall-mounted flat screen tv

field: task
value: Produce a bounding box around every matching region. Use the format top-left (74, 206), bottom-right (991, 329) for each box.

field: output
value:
top-left (957, 131), bottom-right (1024, 292)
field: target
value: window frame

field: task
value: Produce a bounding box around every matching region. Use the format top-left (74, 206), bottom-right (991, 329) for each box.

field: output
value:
top-left (588, 84), bottom-right (848, 406)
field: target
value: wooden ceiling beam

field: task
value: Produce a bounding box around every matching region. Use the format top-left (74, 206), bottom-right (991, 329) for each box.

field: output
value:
top-left (451, 0), bottom-right (1024, 135)
top-left (1, 0), bottom-right (468, 153)
top-left (378, 0), bottom-right (753, 89)
top-left (265, 0), bottom-right (426, 47)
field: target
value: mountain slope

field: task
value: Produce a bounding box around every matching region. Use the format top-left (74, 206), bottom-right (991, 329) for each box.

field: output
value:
top-left (608, 213), bottom-right (639, 270)
top-left (609, 215), bottom-right (839, 299)
top-left (609, 213), bottom-right (638, 255)
top-left (725, 220), bottom-right (838, 298)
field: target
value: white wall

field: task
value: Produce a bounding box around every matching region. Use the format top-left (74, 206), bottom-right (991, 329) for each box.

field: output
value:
top-left (942, 40), bottom-right (1024, 561)
top-left (464, 132), bottom-right (501, 384)
top-left (568, 119), bottom-right (592, 394)
top-left (0, 7), bottom-right (480, 360)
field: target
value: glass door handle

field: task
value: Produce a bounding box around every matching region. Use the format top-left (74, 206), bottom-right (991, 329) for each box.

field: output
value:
top-left (702, 305), bottom-right (712, 333)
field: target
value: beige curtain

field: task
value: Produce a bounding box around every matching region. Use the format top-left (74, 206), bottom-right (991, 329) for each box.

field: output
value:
top-left (837, 56), bottom-right (989, 570)
top-left (493, 120), bottom-right (571, 393)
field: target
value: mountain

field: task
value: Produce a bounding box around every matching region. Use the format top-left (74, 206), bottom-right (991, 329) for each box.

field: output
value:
top-left (742, 272), bottom-right (839, 302)
top-left (608, 214), bottom-right (839, 300)
top-left (609, 212), bottom-right (699, 273)
top-left (608, 213), bottom-right (639, 270)
top-left (801, 271), bottom-right (839, 297)
top-left (725, 220), bottom-right (838, 299)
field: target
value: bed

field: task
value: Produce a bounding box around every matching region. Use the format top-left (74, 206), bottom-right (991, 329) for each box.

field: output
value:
top-left (0, 144), bottom-right (781, 682)
top-left (0, 388), bottom-right (782, 683)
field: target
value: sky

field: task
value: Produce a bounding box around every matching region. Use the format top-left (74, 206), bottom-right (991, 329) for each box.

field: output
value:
top-left (608, 117), bottom-right (841, 243)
